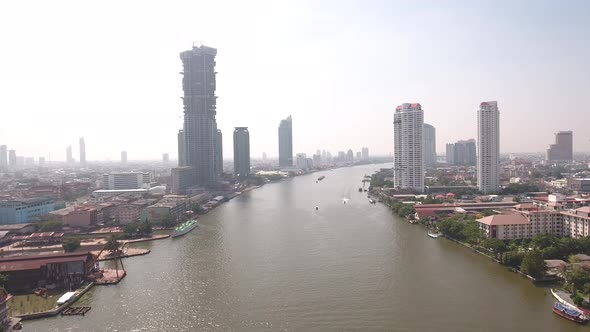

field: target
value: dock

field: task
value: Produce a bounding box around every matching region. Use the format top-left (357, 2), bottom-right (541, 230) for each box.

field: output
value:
top-left (62, 306), bottom-right (91, 316)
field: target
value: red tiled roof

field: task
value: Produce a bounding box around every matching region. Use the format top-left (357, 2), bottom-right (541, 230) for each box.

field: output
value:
top-left (0, 252), bottom-right (93, 273)
top-left (477, 214), bottom-right (530, 226)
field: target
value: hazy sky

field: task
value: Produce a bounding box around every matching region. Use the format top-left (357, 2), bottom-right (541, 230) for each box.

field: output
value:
top-left (1, 0), bottom-right (589, 161)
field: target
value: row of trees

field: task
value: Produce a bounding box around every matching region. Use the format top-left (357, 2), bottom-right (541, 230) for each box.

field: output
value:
top-left (389, 201), bottom-right (416, 219)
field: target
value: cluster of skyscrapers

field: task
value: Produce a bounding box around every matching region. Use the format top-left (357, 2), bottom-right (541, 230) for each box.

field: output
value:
top-left (393, 101), bottom-right (501, 194)
top-left (173, 44), bottom-right (295, 193)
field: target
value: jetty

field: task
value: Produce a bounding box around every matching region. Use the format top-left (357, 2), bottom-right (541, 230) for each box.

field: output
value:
top-left (62, 306), bottom-right (91, 316)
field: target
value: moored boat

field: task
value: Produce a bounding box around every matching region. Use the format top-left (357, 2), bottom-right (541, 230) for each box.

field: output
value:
top-left (427, 231), bottom-right (443, 238)
top-left (171, 219), bottom-right (198, 238)
top-left (318, 176), bottom-right (325, 181)
top-left (552, 302), bottom-right (589, 324)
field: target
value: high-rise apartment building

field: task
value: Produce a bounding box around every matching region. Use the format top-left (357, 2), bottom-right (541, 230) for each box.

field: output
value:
top-left (0, 145), bottom-right (7, 169)
top-left (79, 137), bottom-right (86, 165)
top-left (233, 127), bottom-right (250, 179)
top-left (546, 131), bottom-right (573, 162)
top-left (215, 129), bottom-right (223, 175)
top-left (278, 116), bottom-right (293, 167)
top-left (162, 153), bottom-right (170, 162)
top-left (446, 139), bottom-right (476, 166)
top-left (477, 101), bottom-right (500, 194)
top-left (8, 150), bottom-right (16, 168)
top-left (423, 123), bottom-right (436, 167)
top-left (66, 146), bottom-right (73, 164)
top-left (179, 44), bottom-right (219, 186)
top-left (361, 147), bottom-right (369, 160)
top-left (393, 103), bottom-right (424, 192)
top-left (121, 151), bottom-right (128, 163)
top-left (177, 130), bottom-right (186, 166)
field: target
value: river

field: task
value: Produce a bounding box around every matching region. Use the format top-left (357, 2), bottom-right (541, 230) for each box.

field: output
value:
top-left (26, 164), bottom-right (586, 331)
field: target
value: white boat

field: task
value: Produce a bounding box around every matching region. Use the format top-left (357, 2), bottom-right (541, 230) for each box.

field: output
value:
top-left (57, 291), bottom-right (77, 305)
top-left (427, 232), bottom-right (443, 239)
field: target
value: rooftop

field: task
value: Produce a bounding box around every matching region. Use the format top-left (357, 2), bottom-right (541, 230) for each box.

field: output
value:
top-left (477, 214), bottom-right (530, 226)
top-left (0, 252), bottom-right (93, 273)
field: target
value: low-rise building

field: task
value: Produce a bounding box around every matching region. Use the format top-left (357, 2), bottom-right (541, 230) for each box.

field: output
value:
top-left (145, 197), bottom-right (187, 222)
top-left (51, 207), bottom-right (97, 228)
top-left (0, 198), bottom-right (55, 225)
top-left (0, 252), bottom-right (94, 291)
top-left (112, 204), bottom-right (142, 225)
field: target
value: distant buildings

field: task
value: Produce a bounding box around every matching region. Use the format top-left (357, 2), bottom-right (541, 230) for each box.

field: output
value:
top-left (8, 150), bottom-right (16, 168)
top-left (361, 147), bottom-right (369, 160)
top-left (296, 153), bottom-right (308, 170)
top-left (233, 127), bottom-right (250, 179)
top-left (178, 44), bottom-right (219, 187)
top-left (345, 149), bottom-right (353, 163)
top-left (162, 153), bottom-right (169, 162)
top-left (446, 139), bottom-right (476, 165)
top-left (546, 131), bottom-right (573, 163)
top-left (79, 137), bottom-right (86, 165)
top-left (279, 116), bottom-right (293, 167)
top-left (171, 166), bottom-right (193, 194)
top-left (393, 103), bottom-right (424, 192)
top-left (66, 145), bottom-right (73, 164)
top-left (423, 123), bottom-right (437, 167)
top-left (0, 145), bottom-right (6, 170)
top-left (0, 198), bottom-right (55, 224)
top-left (477, 101), bottom-right (500, 194)
top-left (102, 172), bottom-right (151, 190)
top-left (121, 151), bottom-right (128, 163)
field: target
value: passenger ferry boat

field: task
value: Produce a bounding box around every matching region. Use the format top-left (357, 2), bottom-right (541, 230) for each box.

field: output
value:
top-left (171, 219), bottom-right (198, 238)
top-left (552, 302), bottom-right (589, 324)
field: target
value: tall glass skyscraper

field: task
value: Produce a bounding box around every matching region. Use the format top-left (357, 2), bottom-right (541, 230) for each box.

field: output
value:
top-left (278, 116), bottom-right (293, 167)
top-left (179, 44), bottom-right (219, 186)
top-left (233, 127), bottom-right (250, 178)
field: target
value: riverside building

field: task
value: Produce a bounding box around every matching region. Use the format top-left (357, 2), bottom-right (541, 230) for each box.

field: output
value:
top-left (477, 101), bottom-right (500, 194)
top-left (393, 103), bottom-right (424, 192)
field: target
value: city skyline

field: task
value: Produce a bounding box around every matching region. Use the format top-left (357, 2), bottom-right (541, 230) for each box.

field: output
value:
top-left (1, 1), bottom-right (590, 161)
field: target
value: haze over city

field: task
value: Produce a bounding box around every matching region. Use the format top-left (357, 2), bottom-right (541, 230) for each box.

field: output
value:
top-left (1, 0), bottom-right (589, 161)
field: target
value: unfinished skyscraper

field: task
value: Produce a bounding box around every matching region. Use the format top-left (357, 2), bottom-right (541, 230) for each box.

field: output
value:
top-left (179, 44), bottom-right (219, 187)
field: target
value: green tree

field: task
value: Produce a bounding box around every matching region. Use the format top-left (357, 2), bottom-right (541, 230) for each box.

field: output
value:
top-left (37, 220), bottom-right (63, 232)
top-left (565, 266), bottom-right (590, 295)
top-left (520, 250), bottom-right (547, 279)
top-left (0, 273), bottom-right (9, 287)
top-left (62, 238), bottom-right (81, 252)
top-left (438, 219), bottom-right (466, 240)
top-left (104, 235), bottom-right (120, 253)
top-left (481, 238), bottom-right (508, 253)
top-left (123, 223), bottom-right (139, 238)
top-left (501, 251), bottom-right (525, 267)
top-left (481, 209), bottom-right (496, 217)
top-left (531, 233), bottom-right (559, 250)
top-left (139, 219), bottom-right (153, 236)
top-left (462, 221), bottom-right (483, 244)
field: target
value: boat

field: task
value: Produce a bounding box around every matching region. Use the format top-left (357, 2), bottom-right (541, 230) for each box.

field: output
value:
top-left (358, 188), bottom-right (363, 192)
top-left (318, 176), bottom-right (325, 181)
top-left (368, 198), bottom-right (376, 204)
top-left (552, 302), bottom-right (589, 324)
top-left (427, 231), bottom-right (443, 238)
top-left (57, 291), bottom-right (77, 305)
top-left (171, 219), bottom-right (198, 238)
